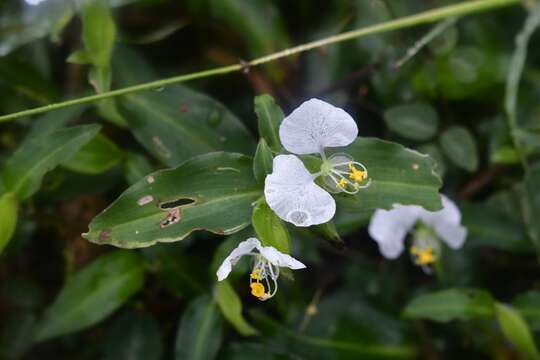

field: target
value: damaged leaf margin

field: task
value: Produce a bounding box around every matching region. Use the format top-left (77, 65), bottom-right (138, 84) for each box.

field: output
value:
top-left (83, 152), bottom-right (262, 248)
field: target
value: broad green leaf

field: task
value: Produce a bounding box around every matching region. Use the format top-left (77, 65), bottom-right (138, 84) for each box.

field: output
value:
top-left (215, 280), bottom-right (258, 336)
top-left (34, 251), bottom-right (144, 342)
top-left (513, 291), bottom-right (540, 331)
top-left (253, 139), bottom-right (273, 184)
top-left (103, 311), bottom-right (162, 360)
top-left (254, 95), bottom-right (284, 152)
top-left (495, 303), bottom-right (540, 360)
top-left (208, 0), bottom-right (289, 60)
top-left (252, 202), bottom-right (290, 254)
top-left (81, 0), bottom-right (116, 67)
top-left (524, 162), bottom-right (540, 250)
top-left (403, 288), bottom-right (494, 322)
top-left (462, 203), bottom-right (532, 253)
top-left (175, 295), bottom-right (222, 360)
top-left (1, 124), bottom-right (101, 200)
top-left (83, 152), bottom-right (261, 248)
top-left (383, 103), bottom-right (439, 141)
top-left (63, 133), bottom-right (124, 175)
top-left (22, 106), bottom-right (85, 144)
top-left (0, 192), bottom-right (18, 254)
top-left (440, 126), bottom-right (479, 172)
top-left (112, 47), bottom-right (254, 167)
top-left (251, 309), bottom-right (416, 359)
top-left (335, 138), bottom-right (442, 217)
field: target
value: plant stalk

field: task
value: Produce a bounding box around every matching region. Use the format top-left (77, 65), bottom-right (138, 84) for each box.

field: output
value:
top-left (0, 0), bottom-right (521, 123)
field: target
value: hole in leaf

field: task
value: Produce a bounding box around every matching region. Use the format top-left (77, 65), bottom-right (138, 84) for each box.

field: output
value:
top-left (159, 197), bottom-right (196, 209)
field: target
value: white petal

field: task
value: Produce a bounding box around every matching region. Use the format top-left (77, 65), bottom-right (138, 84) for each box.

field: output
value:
top-left (216, 238), bottom-right (260, 281)
top-left (257, 245), bottom-right (307, 270)
top-left (264, 155), bottom-right (336, 227)
top-left (279, 98), bottom-right (358, 155)
top-left (419, 195), bottom-right (466, 249)
top-left (368, 206), bottom-right (421, 259)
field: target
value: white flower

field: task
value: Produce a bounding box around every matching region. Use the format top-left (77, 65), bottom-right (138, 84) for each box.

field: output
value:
top-left (216, 238), bottom-right (306, 301)
top-left (264, 99), bottom-right (371, 227)
top-left (368, 195), bottom-right (467, 270)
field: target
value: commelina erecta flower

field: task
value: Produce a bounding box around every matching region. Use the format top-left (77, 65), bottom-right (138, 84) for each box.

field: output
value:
top-left (264, 98), bottom-right (371, 227)
top-left (216, 238), bottom-right (306, 301)
top-left (368, 195), bottom-right (467, 273)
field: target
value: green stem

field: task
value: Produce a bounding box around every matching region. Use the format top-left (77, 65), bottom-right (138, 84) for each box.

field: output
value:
top-left (0, 0), bottom-right (521, 123)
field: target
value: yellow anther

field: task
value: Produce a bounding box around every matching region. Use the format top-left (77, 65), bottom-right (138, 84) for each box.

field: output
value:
top-left (336, 178), bottom-right (348, 189)
top-left (250, 268), bottom-right (261, 280)
top-left (410, 246), bottom-right (437, 266)
top-left (348, 163), bottom-right (366, 182)
top-left (250, 282), bottom-right (266, 298)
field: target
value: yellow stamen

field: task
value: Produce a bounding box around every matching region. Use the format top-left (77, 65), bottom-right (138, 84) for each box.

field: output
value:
top-left (250, 268), bottom-right (261, 280)
top-left (250, 282), bottom-right (266, 298)
top-left (410, 246), bottom-right (437, 265)
top-left (336, 178), bottom-right (348, 189)
top-left (348, 163), bottom-right (366, 182)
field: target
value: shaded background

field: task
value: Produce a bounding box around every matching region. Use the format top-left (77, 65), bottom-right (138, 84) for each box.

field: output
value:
top-left (1, 0), bottom-right (540, 359)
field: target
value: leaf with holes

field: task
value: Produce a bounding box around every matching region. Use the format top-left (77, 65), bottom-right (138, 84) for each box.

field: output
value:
top-left (112, 47), bottom-right (255, 167)
top-left (83, 152), bottom-right (261, 248)
top-left (334, 137), bottom-right (442, 220)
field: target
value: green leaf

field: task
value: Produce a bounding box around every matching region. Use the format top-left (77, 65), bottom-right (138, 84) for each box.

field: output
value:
top-left (1, 124), bottom-right (101, 200)
top-left (513, 291), bottom-right (540, 331)
top-left (81, 135), bottom-right (116, 172)
top-left (103, 311), bottom-right (162, 360)
top-left (83, 152), bottom-right (261, 248)
top-left (81, 0), bottom-right (116, 68)
top-left (254, 94), bottom-right (284, 152)
top-left (524, 162), bottom-right (540, 250)
top-left (440, 126), bottom-right (479, 171)
top-left (462, 203), bottom-right (532, 253)
top-left (112, 47), bottom-right (254, 167)
top-left (175, 295), bottom-right (222, 360)
top-left (215, 280), bottom-right (258, 336)
top-left (208, 0), bottom-right (289, 79)
top-left (403, 288), bottom-right (495, 322)
top-left (66, 49), bottom-right (92, 65)
top-left (311, 221), bottom-right (344, 248)
top-left (335, 138), bottom-right (442, 217)
top-left (34, 251), bottom-right (145, 342)
top-left (252, 202), bottom-right (290, 254)
top-left (63, 133), bottom-right (124, 175)
top-left (0, 192), bottom-right (18, 254)
top-left (383, 103), bottom-right (439, 141)
top-left (253, 139), bottom-right (274, 184)
top-left (495, 303), bottom-right (540, 360)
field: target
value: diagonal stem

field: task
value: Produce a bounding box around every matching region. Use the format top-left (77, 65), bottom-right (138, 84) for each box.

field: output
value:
top-left (0, 0), bottom-right (521, 123)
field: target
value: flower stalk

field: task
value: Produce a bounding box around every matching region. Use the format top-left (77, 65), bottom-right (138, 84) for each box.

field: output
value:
top-left (0, 0), bottom-right (521, 123)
